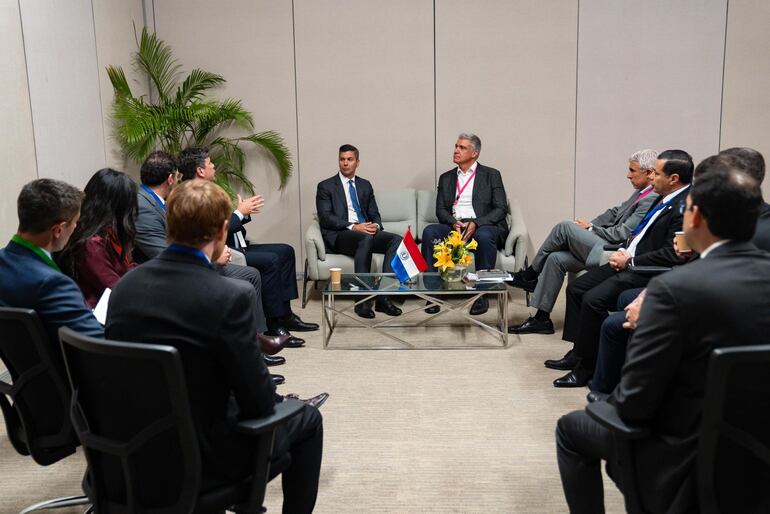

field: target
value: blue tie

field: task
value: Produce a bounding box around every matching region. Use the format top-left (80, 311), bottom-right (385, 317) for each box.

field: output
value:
top-left (349, 180), bottom-right (365, 223)
top-left (631, 197), bottom-right (666, 236)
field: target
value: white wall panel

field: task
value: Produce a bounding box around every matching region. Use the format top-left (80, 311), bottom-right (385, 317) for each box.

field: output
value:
top-left (19, 0), bottom-right (106, 188)
top-left (0, 0), bottom-right (38, 239)
top-left (153, 0), bottom-right (301, 257)
top-left (435, 0), bottom-right (578, 249)
top-left (720, 0), bottom-right (770, 199)
top-left (294, 0), bottom-right (435, 238)
top-left (575, 0), bottom-right (726, 218)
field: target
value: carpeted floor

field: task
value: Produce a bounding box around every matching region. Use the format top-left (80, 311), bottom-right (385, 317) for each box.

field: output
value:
top-left (0, 286), bottom-right (625, 513)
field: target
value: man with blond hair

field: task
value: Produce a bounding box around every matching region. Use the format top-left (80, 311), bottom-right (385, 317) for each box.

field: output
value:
top-left (106, 180), bottom-right (323, 512)
top-left (509, 149), bottom-right (659, 335)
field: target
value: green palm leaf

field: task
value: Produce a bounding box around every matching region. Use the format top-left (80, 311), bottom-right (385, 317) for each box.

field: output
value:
top-left (236, 131), bottom-right (293, 188)
top-left (135, 27), bottom-right (181, 101)
top-left (177, 69), bottom-right (226, 104)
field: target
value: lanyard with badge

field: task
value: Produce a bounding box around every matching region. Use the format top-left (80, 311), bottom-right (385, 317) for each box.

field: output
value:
top-left (453, 168), bottom-right (477, 217)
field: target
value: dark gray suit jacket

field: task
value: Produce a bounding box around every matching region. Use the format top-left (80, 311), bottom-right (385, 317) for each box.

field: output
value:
top-left (435, 163), bottom-right (509, 240)
top-left (590, 188), bottom-right (659, 244)
top-left (611, 240), bottom-right (770, 512)
top-left (134, 186), bottom-right (167, 263)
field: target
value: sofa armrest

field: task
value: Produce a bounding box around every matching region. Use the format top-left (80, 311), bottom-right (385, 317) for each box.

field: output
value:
top-left (505, 195), bottom-right (530, 272)
top-left (304, 221), bottom-right (326, 281)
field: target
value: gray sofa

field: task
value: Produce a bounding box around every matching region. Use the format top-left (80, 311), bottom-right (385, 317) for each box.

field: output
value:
top-left (302, 188), bottom-right (529, 306)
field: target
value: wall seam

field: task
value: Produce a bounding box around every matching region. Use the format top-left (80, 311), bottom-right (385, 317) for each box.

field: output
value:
top-left (291, 0), bottom-right (304, 267)
top-left (433, 0), bottom-right (437, 186)
top-left (572, 0), bottom-right (580, 219)
top-left (718, 0), bottom-right (729, 150)
top-left (17, 0), bottom-right (39, 179)
top-left (90, 0), bottom-right (108, 168)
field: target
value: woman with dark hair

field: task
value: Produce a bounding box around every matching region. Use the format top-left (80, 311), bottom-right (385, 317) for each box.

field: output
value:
top-left (57, 168), bottom-right (138, 308)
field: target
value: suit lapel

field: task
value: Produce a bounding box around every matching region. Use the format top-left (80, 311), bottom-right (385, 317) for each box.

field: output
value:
top-left (332, 176), bottom-right (348, 216)
top-left (139, 188), bottom-right (166, 224)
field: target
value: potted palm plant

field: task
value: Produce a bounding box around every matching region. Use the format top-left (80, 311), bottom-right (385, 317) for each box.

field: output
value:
top-left (107, 27), bottom-right (292, 195)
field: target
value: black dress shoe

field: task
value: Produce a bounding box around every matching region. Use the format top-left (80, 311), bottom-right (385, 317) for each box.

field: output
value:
top-left (424, 301), bottom-right (440, 314)
top-left (544, 349), bottom-right (578, 370)
top-left (271, 374), bottom-right (285, 385)
top-left (375, 298), bottom-right (402, 316)
top-left (282, 313), bottom-right (319, 332)
top-left (508, 316), bottom-right (554, 335)
top-left (355, 302), bottom-right (375, 319)
top-left (265, 327), bottom-right (305, 348)
top-left (263, 354), bottom-right (286, 366)
top-left (469, 296), bottom-right (489, 315)
top-left (586, 391), bottom-right (608, 403)
top-left (510, 271), bottom-right (538, 292)
top-left (553, 367), bottom-right (592, 388)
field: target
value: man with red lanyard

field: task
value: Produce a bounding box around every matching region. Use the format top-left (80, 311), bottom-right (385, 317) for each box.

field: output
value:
top-left (0, 179), bottom-right (104, 348)
top-left (421, 133), bottom-right (509, 315)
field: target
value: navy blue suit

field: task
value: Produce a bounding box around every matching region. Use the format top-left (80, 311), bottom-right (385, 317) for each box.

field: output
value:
top-left (0, 240), bottom-right (104, 346)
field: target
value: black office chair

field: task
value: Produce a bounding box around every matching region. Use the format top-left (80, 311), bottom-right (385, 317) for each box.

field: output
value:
top-left (58, 326), bottom-right (304, 513)
top-left (0, 307), bottom-right (90, 513)
top-left (587, 344), bottom-right (770, 514)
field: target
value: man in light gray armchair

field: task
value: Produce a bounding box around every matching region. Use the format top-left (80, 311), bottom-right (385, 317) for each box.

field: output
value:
top-left (509, 149), bottom-right (659, 334)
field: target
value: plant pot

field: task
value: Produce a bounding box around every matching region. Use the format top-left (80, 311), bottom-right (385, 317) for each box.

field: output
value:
top-left (439, 266), bottom-right (467, 283)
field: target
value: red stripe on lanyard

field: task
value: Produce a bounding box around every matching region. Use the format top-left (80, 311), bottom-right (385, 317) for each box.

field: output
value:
top-left (453, 169), bottom-right (477, 205)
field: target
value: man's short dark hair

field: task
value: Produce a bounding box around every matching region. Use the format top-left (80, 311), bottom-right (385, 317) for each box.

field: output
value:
top-left (719, 147), bottom-right (765, 184)
top-left (178, 147), bottom-right (210, 182)
top-left (17, 179), bottom-right (84, 234)
top-left (658, 149), bottom-right (694, 185)
top-left (689, 162), bottom-right (762, 241)
top-left (140, 151), bottom-right (177, 186)
top-left (339, 144), bottom-right (359, 160)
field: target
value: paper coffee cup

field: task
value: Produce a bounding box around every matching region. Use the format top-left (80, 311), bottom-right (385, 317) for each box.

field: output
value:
top-left (674, 231), bottom-right (691, 253)
top-left (329, 267), bottom-right (342, 284)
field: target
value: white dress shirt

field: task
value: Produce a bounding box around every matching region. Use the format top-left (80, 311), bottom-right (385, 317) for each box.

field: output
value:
top-left (453, 161), bottom-right (478, 220)
top-left (626, 186), bottom-right (688, 257)
top-left (339, 172), bottom-right (363, 228)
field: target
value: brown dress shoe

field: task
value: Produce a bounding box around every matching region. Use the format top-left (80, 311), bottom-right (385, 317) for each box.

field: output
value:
top-left (257, 333), bottom-right (289, 355)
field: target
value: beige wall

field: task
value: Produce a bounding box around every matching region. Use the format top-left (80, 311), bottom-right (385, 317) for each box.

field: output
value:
top-left (0, 0), bottom-right (38, 241)
top-left (721, 0), bottom-right (770, 199)
top-left (3, 1), bottom-right (770, 260)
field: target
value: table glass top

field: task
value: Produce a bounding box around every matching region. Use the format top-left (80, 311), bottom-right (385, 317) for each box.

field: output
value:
top-left (322, 273), bottom-right (507, 294)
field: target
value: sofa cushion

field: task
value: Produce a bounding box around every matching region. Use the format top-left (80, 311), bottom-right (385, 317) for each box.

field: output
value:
top-left (375, 188), bottom-right (417, 239)
top-left (416, 190), bottom-right (438, 241)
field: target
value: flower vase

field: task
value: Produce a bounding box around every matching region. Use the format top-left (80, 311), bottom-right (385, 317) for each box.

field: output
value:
top-left (440, 266), bottom-right (467, 283)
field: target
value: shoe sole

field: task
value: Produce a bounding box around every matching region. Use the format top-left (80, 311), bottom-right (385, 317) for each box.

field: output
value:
top-left (544, 362), bottom-right (576, 371)
top-left (509, 328), bottom-right (554, 335)
top-left (374, 308), bottom-right (402, 316)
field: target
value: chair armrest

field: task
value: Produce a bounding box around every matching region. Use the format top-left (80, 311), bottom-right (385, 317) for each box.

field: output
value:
top-left (628, 265), bottom-right (672, 275)
top-left (305, 220), bottom-right (326, 261)
top-left (585, 401), bottom-right (650, 439)
top-left (235, 399), bottom-right (305, 436)
top-left (505, 196), bottom-right (530, 271)
top-left (603, 244), bottom-right (622, 251)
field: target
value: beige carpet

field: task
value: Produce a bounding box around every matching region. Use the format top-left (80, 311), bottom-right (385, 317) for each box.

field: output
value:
top-left (0, 287), bottom-right (625, 513)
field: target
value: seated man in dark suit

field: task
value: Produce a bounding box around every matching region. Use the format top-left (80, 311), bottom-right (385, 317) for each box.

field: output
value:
top-left (509, 149), bottom-right (659, 334)
top-left (556, 163), bottom-right (770, 514)
top-left (548, 149), bottom-right (693, 388)
top-left (720, 147), bottom-right (770, 250)
top-left (0, 179), bottom-right (103, 346)
top-left (421, 133), bottom-right (509, 315)
top-left (178, 147), bottom-right (318, 344)
top-left (106, 180), bottom-right (323, 513)
top-left (316, 144), bottom-right (402, 318)
top-left (133, 151), bottom-right (288, 371)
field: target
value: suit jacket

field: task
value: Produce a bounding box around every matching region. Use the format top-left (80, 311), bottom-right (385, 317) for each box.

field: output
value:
top-left (0, 240), bottom-right (104, 346)
top-left (75, 235), bottom-right (136, 308)
top-left (435, 163), bottom-right (509, 239)
top-left (625, 186), bottom-right (689, 267)
top-left (752, 201), bottom-right (770, 252)
top-left (106, 248), bottom-right (275, 482)
top-left (590, 188), bottom-right (659, 244)
top-left (226, 212), bottom-right (252, 252)
top-left (316, 174), bottom-right (384, 250)
top-left (612, 240), bottom-right (770, 513)
top-left (134, 186), bottom-right (167, 263)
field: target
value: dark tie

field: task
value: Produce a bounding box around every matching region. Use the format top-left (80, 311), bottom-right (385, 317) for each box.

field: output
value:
top-left (630, 196), bottom-right (665, 236)
top-left (349, 180), bottom-right (365, 223)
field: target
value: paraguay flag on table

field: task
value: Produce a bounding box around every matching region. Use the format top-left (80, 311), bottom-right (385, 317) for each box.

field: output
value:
top-left (391, 229), bottom-right (428, 283)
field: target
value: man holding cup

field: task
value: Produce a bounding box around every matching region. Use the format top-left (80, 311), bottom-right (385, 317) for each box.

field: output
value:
top-left (316, 144), bottom-right (403, 319)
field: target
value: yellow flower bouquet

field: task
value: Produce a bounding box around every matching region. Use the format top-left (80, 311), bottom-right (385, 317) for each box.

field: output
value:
top-left (432, 230), bottom-right (478, 282)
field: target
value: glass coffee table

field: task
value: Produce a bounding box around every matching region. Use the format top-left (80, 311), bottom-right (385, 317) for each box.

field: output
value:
top-left (321, 273), bottom-right (509, 349)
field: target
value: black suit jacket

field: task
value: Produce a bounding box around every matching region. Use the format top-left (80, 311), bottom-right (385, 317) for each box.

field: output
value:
top-left (752, 201), bottom-right (770, 252)
top-left (626, 186), bottom-right (689, 267)
top-left (612, 240), bottom-right (770, 512)
top-left (227, 212), bottom-right (251, 252)
top-left (316, 174), bottom-right (384, 249)
top-left (435, 163), bottom-right (509, 239)
top-left (106, 248), bottom-right (275, 481)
